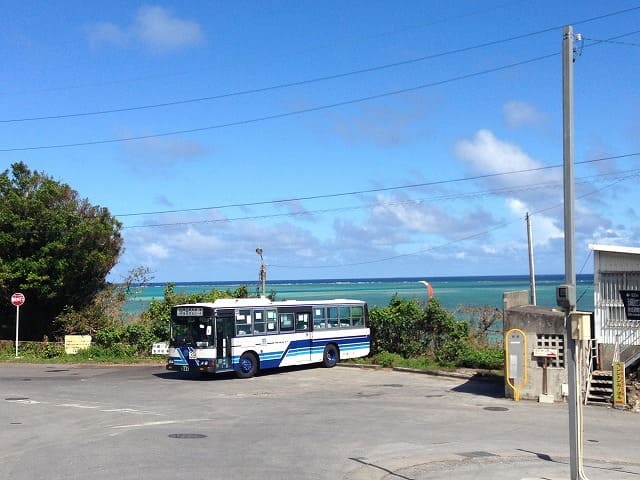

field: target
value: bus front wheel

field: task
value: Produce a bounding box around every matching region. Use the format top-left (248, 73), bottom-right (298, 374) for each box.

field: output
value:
top-left (237, 352), bottom-right (258, 378)
top-left (322, 344), bottom-right (339, 368)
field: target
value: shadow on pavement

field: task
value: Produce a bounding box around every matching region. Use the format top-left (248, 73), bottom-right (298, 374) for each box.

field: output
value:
top-left (450, 376), bottom-right (504, 398)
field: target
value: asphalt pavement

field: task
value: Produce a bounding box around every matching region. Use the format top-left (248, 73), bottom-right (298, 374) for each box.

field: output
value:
top-left (1, 363), bottom-right (639, 480)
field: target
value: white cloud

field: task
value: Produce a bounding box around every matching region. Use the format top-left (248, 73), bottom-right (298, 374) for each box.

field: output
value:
top-left (134, 6), bottom-right (204, 51)
top-left (454, 129), bottom-right (560, 207)
top-left (455, 129), bottom-right (540, 175)
top-left (143, 242), bottom-right (169, 259)
top-left (87, 6), bottom-right (203, 52)
top-left (506, 198), bottom-right (563, 246)
top-left (503, 101), bottom-right (545, 128)
top-left (167, 227), bottom-right (225, 253)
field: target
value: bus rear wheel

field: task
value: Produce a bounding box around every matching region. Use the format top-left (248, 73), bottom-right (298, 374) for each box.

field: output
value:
top-left (237, 352), bottom-right (258, 378)
top-left (322, 344), bottom-right (339, 368)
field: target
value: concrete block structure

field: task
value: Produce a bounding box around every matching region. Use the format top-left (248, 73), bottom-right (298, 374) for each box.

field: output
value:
top-left (503, 292), bottom-right (568, 402)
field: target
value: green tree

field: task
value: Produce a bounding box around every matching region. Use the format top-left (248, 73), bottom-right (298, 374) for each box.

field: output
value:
top-left (0, 162), bottom-right (123, 340)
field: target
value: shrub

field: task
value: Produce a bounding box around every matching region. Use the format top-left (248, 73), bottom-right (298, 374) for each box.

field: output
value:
top-left (73, 344), bottom-right (136, 361)
top-left (94, 325), bottom-right (123, 348)
top-left (123, 324), bottom-right (157, 355)
top-left (42, 343), bottom-right (66, 359)
top-left (372, 351), bottom-right (405, 368)
top-left (458, 348), bottom-right (504, 370)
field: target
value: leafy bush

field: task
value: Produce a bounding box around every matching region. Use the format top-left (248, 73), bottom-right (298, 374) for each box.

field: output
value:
top-left (368, 295), bottom-right (428, 357)
top-left (42, 343), bottom-right (66, 359)
top-left (123, 324), bottom-right (157, 354)
top-left (372, 351), bottom-right (405, 368)
top-left (369, 296), bottom-right (471, 364)
top-left (94, 325), bottom-right (123, 347)
top-left (458, 348), bottom-right (504, 370)
top-left (73, 344), bottom-right (137, 361)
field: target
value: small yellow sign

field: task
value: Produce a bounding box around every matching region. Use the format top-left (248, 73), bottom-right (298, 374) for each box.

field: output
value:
top-left (65, 335), bottom-right (92, 354)
top-left (612, 362), bottom-right (626, 408)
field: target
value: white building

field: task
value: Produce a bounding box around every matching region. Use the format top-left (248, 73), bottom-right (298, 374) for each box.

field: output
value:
top-left (590, 243), bottom-right (640, 367)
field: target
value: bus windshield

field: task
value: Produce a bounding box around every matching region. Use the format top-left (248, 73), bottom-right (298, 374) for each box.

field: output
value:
top-left (170, 316), bottom-right (213, 348)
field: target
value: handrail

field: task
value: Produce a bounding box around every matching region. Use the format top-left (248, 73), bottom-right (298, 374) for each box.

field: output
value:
top-left (583, 338), bottom-right (598, 405)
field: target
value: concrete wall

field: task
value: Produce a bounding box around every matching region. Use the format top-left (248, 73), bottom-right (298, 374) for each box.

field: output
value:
top-left (503, 304), bottom-right (568, 402)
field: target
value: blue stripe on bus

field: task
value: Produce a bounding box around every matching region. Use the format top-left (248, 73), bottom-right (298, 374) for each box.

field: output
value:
top-left (232, 335), bottom-right (370, 369)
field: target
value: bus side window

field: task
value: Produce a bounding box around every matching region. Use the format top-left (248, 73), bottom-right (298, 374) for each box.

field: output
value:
top-left (279, 313), bottom-right (294, 332)
top-left (266, 309), bottom-right (278, 334)
top-left (313, 308), bottom-right (326, 329)
top-left (352, 306), bottom-right (364, 327)
top-left (236, 309), bottom-right (252, 336)
top-left (339, 306), bottom-right (351, 328)
top-left (296, 313), bottom-right (309, 331)
top-left (253, 310), bottom-right (266, 335)
top-left (327, 307), bottom-right (339, 328)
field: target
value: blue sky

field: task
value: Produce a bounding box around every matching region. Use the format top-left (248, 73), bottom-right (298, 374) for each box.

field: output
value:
top-left (2, 1), bottom-right (640, 282)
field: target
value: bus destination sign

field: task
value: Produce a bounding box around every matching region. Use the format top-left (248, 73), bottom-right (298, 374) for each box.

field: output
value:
top-left (176, 307), bottom-right (204, 317)
top-left (620, 290), bottom-right (640, 321)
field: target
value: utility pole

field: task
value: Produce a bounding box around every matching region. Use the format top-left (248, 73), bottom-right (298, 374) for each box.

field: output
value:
top-left (256, 247), bottom-right (266, 298)
top-left (526, 212), bottom-right (537, 305)
top-left (562, 25), bottom-right (588, 480)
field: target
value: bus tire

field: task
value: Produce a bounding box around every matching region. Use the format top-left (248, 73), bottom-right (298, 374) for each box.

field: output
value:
top-left (322, 344), bottom-right (339, 368)
top-left (237, 352), bottom-right (258, 378)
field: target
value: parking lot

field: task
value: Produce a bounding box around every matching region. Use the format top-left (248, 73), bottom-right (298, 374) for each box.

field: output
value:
top-left (2, 363), bottom-right (640, 479)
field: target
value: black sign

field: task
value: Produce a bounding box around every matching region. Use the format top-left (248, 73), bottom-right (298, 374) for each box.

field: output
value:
top-left (620, 290), bottom-right (640, 320)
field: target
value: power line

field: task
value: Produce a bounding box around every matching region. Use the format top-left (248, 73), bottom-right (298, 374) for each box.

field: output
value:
top-left (267, 172), bottom-right (639, 269)
top-left (0, 48), bottom-right (554, 151)
top-left (4, 6), bottom-right (640, 124)
top-left (114, 151), bottom-right (640, 217)
top-left (582, 34), bottom-right (640, 47)
top-left (4, 26), bottom-right (640, 152)
top-left (119, 172), bottom-right (629, 230)
top-left (0, 1), bottom-right (523, 98)
top-left (1, 29), bottom-right (561, 124)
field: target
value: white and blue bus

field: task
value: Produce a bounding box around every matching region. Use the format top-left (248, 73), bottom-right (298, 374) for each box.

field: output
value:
top-left (165, 298), bottom-right (370, 378)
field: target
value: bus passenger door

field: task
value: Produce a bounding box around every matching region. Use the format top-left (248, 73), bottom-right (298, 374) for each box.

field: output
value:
top-left (216, 315), bottom-right (234, 370)
top-left (295, 311), bottom-right (312, 362)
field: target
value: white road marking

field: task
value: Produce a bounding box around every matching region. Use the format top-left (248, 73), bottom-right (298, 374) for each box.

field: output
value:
top-left (56, 403), bottom-right (99, 409)
top-left (110, 418), bottom-right (209, 430)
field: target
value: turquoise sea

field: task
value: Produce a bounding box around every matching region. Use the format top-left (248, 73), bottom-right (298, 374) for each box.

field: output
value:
top-left (126, 274), bottom-right (594, 314)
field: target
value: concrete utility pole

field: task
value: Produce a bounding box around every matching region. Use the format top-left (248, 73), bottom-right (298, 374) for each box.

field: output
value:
top-left (562, 25), bottom-right (588, 480)
top-left (526, 212), bottom-right (537, 305)
top-left (256, 247), bottom-right (266, 298)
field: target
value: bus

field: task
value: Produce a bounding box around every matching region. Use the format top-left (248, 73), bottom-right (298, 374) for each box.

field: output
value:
top-left (165, 297), bottom-right (370, 378)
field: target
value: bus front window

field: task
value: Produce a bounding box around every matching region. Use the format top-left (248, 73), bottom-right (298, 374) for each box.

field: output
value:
top-left (170, 316), bottom-right (213, 347)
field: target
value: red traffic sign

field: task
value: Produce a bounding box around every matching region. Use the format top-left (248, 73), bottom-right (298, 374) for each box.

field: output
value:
top-left (11, 292), bottom-right (25, 307)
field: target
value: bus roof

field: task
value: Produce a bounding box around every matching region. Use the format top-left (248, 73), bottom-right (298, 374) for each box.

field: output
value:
top-left (173, 298), bottom-right (366, 310)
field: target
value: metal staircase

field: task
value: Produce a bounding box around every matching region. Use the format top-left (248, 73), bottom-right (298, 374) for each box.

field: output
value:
top-left (585, 370), bottom-right (613, 405)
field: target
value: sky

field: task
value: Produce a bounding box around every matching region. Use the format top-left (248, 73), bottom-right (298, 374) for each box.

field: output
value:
top-left (2, 1), bottom-right (640, 283)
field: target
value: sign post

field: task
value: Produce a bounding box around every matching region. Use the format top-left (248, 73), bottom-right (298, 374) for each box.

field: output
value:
top-left (11, 292), bottom-right (25, 358)
top-left (612, 362), bottom-right (626, 408)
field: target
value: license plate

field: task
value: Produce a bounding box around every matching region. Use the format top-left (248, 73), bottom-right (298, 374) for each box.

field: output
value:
top-left (181, 366), bottom-right (190, 372)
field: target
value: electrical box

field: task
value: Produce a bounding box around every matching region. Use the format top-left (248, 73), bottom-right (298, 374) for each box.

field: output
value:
top-left (556, 284), bottom-right (576, 310)
top-left (570, 311), bottom-right (591, 340)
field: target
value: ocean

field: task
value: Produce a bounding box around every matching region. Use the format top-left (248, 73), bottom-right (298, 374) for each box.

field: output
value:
top-left (125, 274), bottom-right (594, 315)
